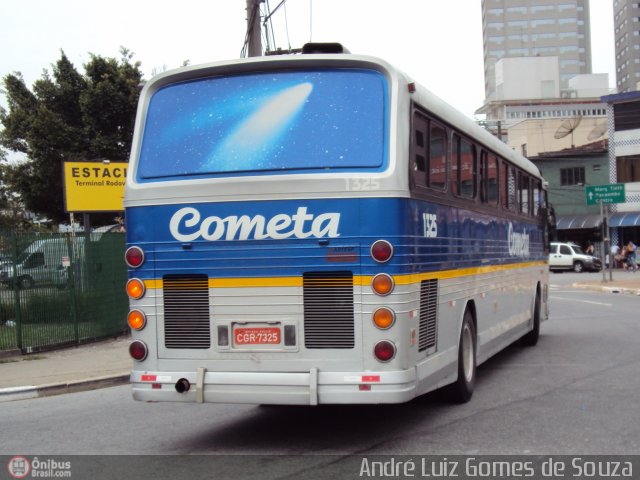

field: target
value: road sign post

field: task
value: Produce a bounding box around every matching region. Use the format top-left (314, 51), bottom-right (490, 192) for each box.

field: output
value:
top-left (585, 184), bottom-right (626, 283)
top-left (585, 184), bottom-right (625, 206)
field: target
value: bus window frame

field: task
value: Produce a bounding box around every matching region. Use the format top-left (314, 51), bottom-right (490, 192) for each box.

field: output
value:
top-left (480, 150), bottom-right (500, 206)
top-left (452, 133), bottom-right (477, 200)
top-left (410, 111), bottom-right (429, 189)
top-left (501, 162), bottom-right (517, 212)
top-left (518, 172), bottom-right (532, 216)
top-left (410, 108), bottom-right (448, 193)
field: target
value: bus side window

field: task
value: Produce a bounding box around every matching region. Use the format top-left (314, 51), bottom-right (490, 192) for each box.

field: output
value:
top-left (533, 180), bottom-right (541, 217)
top-left (412, 113), bottom-right (428, 188)
top-left (429, 122), bottom-right (447, 190)
top-left (518, 172), bottom-right (530, 215)
top-left (480, 150), bottom-right (487, 202)
top-left (459, 138), bottom-right (476, 198)
top-left (501, 162), bottom-right (516, 211)
top-left (487, 154), bottom-right (499, 204)
top-left (451, 135), bottom-right (459, 196)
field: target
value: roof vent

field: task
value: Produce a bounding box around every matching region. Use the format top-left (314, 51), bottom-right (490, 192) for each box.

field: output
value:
top-left (302, 43), bottom-right (350, 54)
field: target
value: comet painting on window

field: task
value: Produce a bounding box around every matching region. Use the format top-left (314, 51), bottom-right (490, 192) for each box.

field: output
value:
top-left (138, 69), bottom-right (388, 180)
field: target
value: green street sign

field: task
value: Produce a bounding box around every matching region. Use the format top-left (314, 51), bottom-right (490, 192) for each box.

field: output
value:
top-left (585, 184), bottom-right (626, 205)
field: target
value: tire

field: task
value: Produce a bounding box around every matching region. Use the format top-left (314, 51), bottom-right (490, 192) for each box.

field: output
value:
top-left (573, 261), bottom-right (583, 273)
top-left (520, 289), bottom-right (541, 347)
top-left (18, 276), bottom-right (34, 289)
top-left (446, 309), bottom-right (476, 403)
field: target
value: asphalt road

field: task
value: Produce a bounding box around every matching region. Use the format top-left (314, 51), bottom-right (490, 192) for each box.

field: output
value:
top-left (1, 282), bottom-right (638, 460)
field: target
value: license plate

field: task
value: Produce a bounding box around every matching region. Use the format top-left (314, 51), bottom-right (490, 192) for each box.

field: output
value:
top-left (233, 327), bottom-right (281, 345)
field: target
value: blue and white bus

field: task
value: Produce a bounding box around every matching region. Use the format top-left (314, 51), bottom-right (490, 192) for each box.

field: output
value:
top-left (124, 44), bottom-right (550, 405)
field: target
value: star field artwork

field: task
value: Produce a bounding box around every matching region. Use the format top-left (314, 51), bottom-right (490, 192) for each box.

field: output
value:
top-left (138, 69), bottom-right (388, 180)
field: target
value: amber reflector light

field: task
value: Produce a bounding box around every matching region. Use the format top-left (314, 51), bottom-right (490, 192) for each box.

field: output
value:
top-left (126, 278), bottom-right (145, 299)
top-left (372, 274), bottom-right (394, 296)
top-left (127, 310), bottom-right (146, 331)
top-left (373, 307), bottom-right (395, 329)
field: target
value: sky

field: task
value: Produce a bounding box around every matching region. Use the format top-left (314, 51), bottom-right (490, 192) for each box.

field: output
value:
top-left (0, 0), bottom-right (616, 122)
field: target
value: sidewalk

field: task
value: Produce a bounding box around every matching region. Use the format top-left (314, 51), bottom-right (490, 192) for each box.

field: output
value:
top-left (0, 335), bottom-right (131, 402)
top-left (1, 272), bottom-right (639, 403)
top-left (571, 269), bottom-right (640, 295)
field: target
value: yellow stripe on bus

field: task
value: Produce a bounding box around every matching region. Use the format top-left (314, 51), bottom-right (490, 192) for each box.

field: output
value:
top-left (141, 261), bottom-right (547, 290)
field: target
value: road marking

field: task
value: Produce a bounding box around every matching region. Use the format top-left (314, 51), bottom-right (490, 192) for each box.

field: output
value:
top-left (550, 295), bottom-right (612, 307)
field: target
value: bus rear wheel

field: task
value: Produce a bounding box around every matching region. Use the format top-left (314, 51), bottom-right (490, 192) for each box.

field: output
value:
top-left (446, 309), bottom-right (476, 403)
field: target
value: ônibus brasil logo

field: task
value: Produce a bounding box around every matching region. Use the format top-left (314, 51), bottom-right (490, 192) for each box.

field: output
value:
top-left (7, 456), bottom-right (30, 479)
top-left (169, 206), bottom-right (341, 242)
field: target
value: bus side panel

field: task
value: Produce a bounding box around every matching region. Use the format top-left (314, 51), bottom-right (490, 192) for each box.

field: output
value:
top-left (358, 198), bottom-right (548, 394)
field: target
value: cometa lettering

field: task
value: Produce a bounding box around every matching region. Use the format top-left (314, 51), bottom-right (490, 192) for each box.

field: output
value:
top-left (508, 222), bottom-right (530, 257)
top-left (169, 207), bottom-right (341, 242)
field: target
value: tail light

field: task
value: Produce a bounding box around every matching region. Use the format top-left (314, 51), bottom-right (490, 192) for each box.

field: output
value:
top-left (374, 340), bottom-right (396, 362)
top-left (126, 278), bottom-right (146, 299)
top-left (373, 307), bottom-right (396, 329)
top-left (371, 240), bottom-right (393, 263)
top-left (129, 340), bottom-right (148, 361)
top-left (125, 246), bottom-right (145, 268)
top-left (372, 273), bottom-right (394, 296)
top-left (127, 310), bottom-right (146, 331)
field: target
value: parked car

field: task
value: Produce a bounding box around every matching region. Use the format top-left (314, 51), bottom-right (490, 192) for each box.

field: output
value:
top-left (0, 238), bottom-right (85, 289)
top-left (549, 242), bottom-right (602, 273)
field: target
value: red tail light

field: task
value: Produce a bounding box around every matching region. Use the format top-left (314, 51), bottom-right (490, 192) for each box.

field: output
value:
top-left (371, 240), bottom-right (393, 263)
top-left (374, 340), bottom-right (396, 362)
top-left (129, 340), bottom-right (148, 361)
top-left (125, 246), bottom-right (145, 268)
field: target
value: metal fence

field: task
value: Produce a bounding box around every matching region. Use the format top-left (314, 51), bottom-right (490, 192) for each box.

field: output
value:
top-left (0, 230), bottom-right (128, 353)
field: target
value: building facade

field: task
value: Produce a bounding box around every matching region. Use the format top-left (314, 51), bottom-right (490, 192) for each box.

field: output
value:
top-left (508, 113), bottom-right (608, 157)
top-left (601, 91), bottom-right (640, 248)
top-left (482, 0), bottom-right (592, 103)
top-left (530, 142), bottom-right (609, 246)
top-left (613, 0), bottom-right (640, 93)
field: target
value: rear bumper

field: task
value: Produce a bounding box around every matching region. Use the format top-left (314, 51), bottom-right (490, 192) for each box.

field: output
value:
top-left (131, 368), bottom-right (417, 405)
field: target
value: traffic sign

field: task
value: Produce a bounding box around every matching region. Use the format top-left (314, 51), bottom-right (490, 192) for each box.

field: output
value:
top-left (585, 184), bottom-right (625, 206)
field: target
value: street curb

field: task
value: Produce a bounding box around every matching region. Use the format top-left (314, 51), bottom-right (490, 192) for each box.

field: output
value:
top-left (0, 373), bottom-right (130, 403)
top-left (0, 349), bottom-right (22, 359)
top-left (572, 283), bottom-right (640, 295)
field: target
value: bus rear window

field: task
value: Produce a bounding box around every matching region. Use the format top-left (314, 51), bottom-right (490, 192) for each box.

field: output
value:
top-left (137, 68), bottom-right (388, 180)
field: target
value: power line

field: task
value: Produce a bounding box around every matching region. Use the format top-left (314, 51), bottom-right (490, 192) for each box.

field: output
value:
top-left (283, 0), bottom-right (291, 51)
top-left (264, 1), bottom-right (277, 53)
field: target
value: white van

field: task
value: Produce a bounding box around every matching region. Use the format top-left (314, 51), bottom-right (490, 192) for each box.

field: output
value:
top-left (0, 238), bottom-right (85, 289)
top-left (549, 242), bottom-right (602, 273)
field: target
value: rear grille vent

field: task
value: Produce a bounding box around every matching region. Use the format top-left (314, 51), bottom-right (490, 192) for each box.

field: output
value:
top-left (303, 271), bottom-right (354, 349)
top-left (419, 279), bottom-right (438, 352)
top-left (163, 275), bottom-right (211, 349)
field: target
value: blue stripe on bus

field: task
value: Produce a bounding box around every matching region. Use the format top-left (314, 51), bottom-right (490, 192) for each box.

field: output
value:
top-left (125, 198), bottom-right (545, 280)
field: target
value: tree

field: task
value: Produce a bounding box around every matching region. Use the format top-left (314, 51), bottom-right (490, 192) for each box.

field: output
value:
top-left (0, 48), bottom-right (143, 224)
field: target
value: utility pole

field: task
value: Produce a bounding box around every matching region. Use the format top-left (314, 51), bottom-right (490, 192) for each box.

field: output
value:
top-left (246, 0), bottom-right (262, 57)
